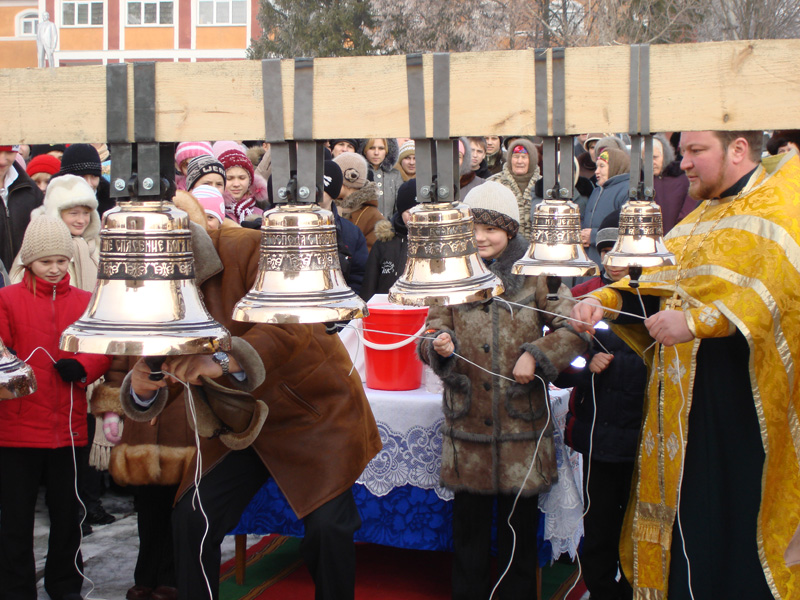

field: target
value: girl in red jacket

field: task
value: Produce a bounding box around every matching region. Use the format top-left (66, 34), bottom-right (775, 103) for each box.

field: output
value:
top-left (0, 215), bottom-right (112, 600)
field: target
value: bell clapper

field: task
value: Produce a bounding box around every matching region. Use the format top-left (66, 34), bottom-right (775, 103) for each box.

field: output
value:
top-left (144, 355), bottom-right (166, 382)
top-left (629, 266), bottom-right (643, 289)
top-left (545, 275), bottom-right (562, 301)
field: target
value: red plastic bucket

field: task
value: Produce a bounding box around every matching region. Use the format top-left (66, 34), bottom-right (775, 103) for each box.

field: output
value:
top-left (362, 302), bottom-right (429, 391)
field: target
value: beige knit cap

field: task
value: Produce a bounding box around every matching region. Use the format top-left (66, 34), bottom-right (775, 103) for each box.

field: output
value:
top-left (20, 215), bottom-right (74, 266)
top-left (334, 152), bottom-right (368, 190)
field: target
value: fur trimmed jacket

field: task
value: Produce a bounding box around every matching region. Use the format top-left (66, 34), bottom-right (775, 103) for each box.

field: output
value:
top-left (418, 235), bottom-right (589, 496)
top-left (336, 182), bottom-right (388, 251)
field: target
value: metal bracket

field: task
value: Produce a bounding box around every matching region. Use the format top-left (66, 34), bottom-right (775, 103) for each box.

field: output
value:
top-left (262, 59), bottom-right (292, 204)
top-left (293, 58), bottom-right (322, 205)
top-left (628, 45), bottom-right (654, 202)
top-left (406, 54), bottom-right (433, 202)
top-left (106, 63), bottom-right (130, 199)
top-left (133, 62), bottom-right (160, 198)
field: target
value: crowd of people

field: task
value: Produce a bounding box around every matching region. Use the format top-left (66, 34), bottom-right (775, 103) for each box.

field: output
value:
top-left (0, 128), bottom-right (799, 600)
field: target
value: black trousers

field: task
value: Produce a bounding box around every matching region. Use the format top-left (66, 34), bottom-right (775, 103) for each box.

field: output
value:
top-left (451, 491), bottom-right (539, 600)
top-left (581, 460), bottom-right (634, 600)
top-left (76, 414), bottom-right (104, 515)
top-left (0, 447), bottom-right (84, 600)
top-left (172, 448), bottom-right (361, 600)
top-left (133, 484), bottom-right (178, 589)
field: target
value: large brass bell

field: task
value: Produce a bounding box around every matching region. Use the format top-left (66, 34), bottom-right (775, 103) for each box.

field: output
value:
top-left (602, 200), bottom-right (676, 269)
top-left (60, 197), bottom-right (231, 356)
top-left (232, 204), bottom-right (368, 324)
top-left (513, 199), bottom-right (600, 278)
top-left (0, 339), bottom-right (36, 400)
top-left (389, 201), bottom-right (504, 306)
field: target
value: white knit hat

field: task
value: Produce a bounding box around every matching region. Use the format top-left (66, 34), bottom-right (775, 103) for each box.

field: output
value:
top-left (20, 215), bottom-right (74, 265)
top-left (44, 174), bottom-right (98, 212)
top-left (463, 181), bottom-right (521, 236)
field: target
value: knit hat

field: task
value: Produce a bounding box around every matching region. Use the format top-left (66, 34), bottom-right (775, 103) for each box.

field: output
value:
top-left (395, 179), bottom-right (418, 215)
top-left (330, 139), bottom-right (360, 153)
top-left (212, 140), bottom-right (247, 159)
top-left (192, 185), bottom-right (226, 225)
top-left (218, 148), bottom-right (255, 185)
top-left (595, 136), bottom-right (629, 157)
top-left (20, 215), bottom-right (74, 265)
top-left (324, 160), bottom-right (343, 199)
top-left (397, 140), bottom-right (415, 163)
top-left (175, 141), bottom-right (213, 170)
top-left (26, 154), bottom-right (61, 177)
top-left (463, 181), bottom-right (520, 237)
top-left (596, 211), bottom-right (620, 251)
top-left (597, 148), bottom-right (631, 180)
top-left (583, 133), bottom-right (608, 151)
top-left (0, 145), bottom-right (20, 152)
top-left (43, 174), bottom-right (99, 212)
top-left (57, 143), bottom-right (102, 177)
top-left (185, 155), bottom-right (226, 191)
top-left (334, 152), bottom-right (369, 190)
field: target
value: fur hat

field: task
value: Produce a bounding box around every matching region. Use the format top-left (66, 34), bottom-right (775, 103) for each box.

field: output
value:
top-left (57, 143), bottom-right (102, 177)
top-left (192, 185), bottom-right (226, 226)
top-left (20, 215), bottom-right (74, 265)
top-left (186, 155), bottom-right (226, 191)
top-left (596, 211), bottom-right (621, 251)
top-left (175, 141), bottom-right (213, 170)
top-left (324, 160), bottom-right (343, 199)
top-left (218, 148), bottom-right (255, 185)
top-left (43, 173), bottom-right (98, 212)
top-left (334, 152), bottom-right (369, 190)
top-left (463, 181), bottom-right (520, 237)
top-left (26, 154), bottom-right (61, 177)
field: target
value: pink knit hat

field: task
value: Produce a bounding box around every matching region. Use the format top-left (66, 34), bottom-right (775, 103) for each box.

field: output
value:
top-left (175, 141), bottom-right (213, 170)
top-left (192, 185), bottom-right (226, 225)
top-left (218, 148), bottom-right (255, 185)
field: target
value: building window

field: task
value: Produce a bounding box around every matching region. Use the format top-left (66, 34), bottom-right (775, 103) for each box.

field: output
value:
top-left (18, 11), bottom-right (39, 36)
top-left (127, 1), bottom-right (174, 25)
top-left (62, 2), bottom-right (104, 26)
top-left (198, 0), bottom-right (247, 25)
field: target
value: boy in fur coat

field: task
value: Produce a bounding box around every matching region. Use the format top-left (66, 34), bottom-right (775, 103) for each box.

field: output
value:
top-left (418, 181), bottom-right (588, 600)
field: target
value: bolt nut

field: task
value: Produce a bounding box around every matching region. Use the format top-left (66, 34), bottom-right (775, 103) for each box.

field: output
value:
top-left (298, 186), bottom-right (310, 199)
top-left (420, 186), bottom-right (431, 199)
top-left (113, 179), bottom-right (125, 191)
top-left (559, 187), bottom-right (570, 198)
top-left (277, 187), bottom-right (288, 200)
top-left (438, 186), bottom-right (449, 199)
top-left (142, 178), bottom-right (154, 191)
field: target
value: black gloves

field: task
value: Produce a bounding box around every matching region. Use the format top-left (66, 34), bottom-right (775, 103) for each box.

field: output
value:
top-left (241, 218), bottom-right (263, 230)
top-left (54, 358), bottom-right (87, 383)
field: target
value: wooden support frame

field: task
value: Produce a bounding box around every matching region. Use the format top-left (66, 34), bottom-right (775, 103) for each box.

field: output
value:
top-left (2, 39), bottom-right (800, 144)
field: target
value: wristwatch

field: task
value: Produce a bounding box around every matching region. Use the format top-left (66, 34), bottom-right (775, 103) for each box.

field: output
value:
top-left (211, 351), bottom-right (230, 375)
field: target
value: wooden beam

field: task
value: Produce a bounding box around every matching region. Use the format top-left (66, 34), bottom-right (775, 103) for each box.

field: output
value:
top-left (2, 39), bottom-right (800, 144)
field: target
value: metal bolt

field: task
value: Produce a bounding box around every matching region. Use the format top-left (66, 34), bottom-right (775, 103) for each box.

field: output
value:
top-left (420, 186), bottom-right (431, 199)
top-left (142, 177), bottom-right (154, 190)
top-left (114, 179), bottom-right (125, 191)
top-left (438, 186), bottom-right (449, 199)
top-left (559, 187), bottom-right (570, 199)
top-left (298, 186), bottom-right (310, 199)
top-left (277, 187), bottom-right (288, 200)
top-left (644, 187), bottom-right (654, 198)
top-left (545, 190), bottom-right (554, 200)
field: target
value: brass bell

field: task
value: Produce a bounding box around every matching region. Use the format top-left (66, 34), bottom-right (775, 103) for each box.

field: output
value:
top-left (60, 198), bottom-right (231, 356)
top-left (232, 204), bottom-right (368, 324)
top-left (389, 201), bottom-right (504, 306)
top-left (512, 198), bottom-right (600, 278)
top-left (602, 199), bottom-right (676, 269)
top-left (0, 339), bottom-right (36, 400)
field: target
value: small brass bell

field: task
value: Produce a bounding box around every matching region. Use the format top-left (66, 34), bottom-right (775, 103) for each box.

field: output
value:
top-left (0, 340), bottom-right (36, 400)
top-left (602, 200), bottom-right (676, 269)
top-left (60, 196), bottom-right (231, 357)
top-left (232, 204), bottom-right (368, 324)
top-left (389, 201), bottom-right (504, 306)
top-left (512, 199), bottom-right (600, 278)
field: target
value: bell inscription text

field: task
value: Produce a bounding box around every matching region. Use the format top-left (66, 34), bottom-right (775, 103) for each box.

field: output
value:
top-left (98, 232), bottom-right (195, 280)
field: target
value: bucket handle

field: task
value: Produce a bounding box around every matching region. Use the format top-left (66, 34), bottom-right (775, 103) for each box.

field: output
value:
top-left (359, 322), bottom-right (428, 351)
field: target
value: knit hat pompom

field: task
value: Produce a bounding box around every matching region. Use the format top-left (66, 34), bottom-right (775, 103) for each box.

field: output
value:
top-left (175, 141), bottom-right (213, 170)
top-left (26, 154), bottom-right (61, 177)
top-left (20, 215), bottom-right (74, 266)
top-left (58, 143), bottom-right (102, 177)
top-left (463, 181), bottom-right (520, 237)
top-left (186, 155), bottom-right (226, 191)
top-left (44, 174), bottom-right (99, 212)
top-left (334, 152), bottom-right (369, 190)
top-left (218, 148), bottom-right (255, 186)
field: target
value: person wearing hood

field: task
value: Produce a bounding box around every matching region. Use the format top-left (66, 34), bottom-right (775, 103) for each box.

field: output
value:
top-left (394, 140), bottom-right (416, 182)
top-left (651, 133), bottom-right (696, 233)
top-left (359, 179), bottom-right (418, 300)
top-left (215, 142), bottom-right (269, 223)
top-left (458, 137), bottom-right (485, 197)
top-left (418, 180), bottom-right (588, 600)
top-left (487, 138), bottom-right (541, 239)
top-left (581, 148), bottom-right (631, 266)
top-left (359, 138), bottom-right (403, 217)
top-left (334, 152), bottom-right (388, 251)
top-left (556, 211), bottom-right (645, 600)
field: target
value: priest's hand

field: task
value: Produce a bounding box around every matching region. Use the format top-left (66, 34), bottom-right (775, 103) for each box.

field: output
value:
top-left (570, 298), bottom-right (605, 335)
top-left (513, 352), bottom-right (537, 384)
top-left (645, 310), bottom-right (694, 346)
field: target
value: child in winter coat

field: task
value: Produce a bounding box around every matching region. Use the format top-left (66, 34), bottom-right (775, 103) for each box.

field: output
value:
top-left (418, 181), bottom-right (588, 599)
top-left (0, 215), bottom-right (112, 600)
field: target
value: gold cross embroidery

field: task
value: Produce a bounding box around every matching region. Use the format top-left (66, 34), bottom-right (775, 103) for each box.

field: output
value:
top-left (665, 296), bottom-right (683, 310)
